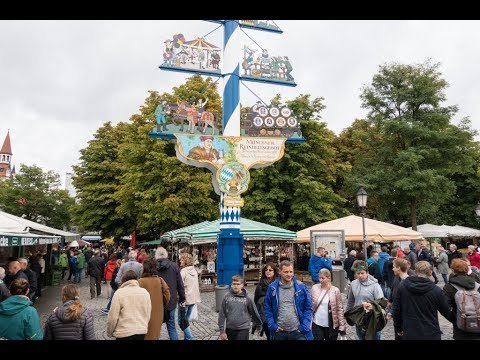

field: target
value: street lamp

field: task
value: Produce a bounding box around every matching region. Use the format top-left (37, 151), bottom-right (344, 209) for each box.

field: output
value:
top-left (356, 186), bottom-right (368, 264)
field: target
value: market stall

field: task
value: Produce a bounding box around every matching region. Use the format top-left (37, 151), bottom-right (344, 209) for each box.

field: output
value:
top-left (161, 217), bottom-right (296, 288)
top-left (297, 215), bottom-right (424, 256)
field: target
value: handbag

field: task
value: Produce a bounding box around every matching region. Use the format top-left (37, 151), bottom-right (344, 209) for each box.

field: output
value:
top-left (180, 306), bottom-right (190, 331)
top-left (188, 304), bottom-right (198, 322)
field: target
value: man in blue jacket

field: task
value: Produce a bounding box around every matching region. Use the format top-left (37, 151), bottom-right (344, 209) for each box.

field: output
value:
top-left (308, 247), bottom-right (332, 284)
top-left (264, 260), bottom-right (313, 340)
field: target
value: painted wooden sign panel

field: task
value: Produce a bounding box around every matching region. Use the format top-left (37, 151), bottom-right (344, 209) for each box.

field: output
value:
top-left (153, 98), bottom-right (220, 136)
top-left (241, 102), bottom-right (302, 139)
top-left (161, 34), bottom-right (221, 75)
top-left (241, 45), bottom-right (294, 85)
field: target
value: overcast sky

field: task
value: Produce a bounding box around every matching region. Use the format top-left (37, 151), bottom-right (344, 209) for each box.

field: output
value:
top-left (1, 20), bottom-right (479, 186)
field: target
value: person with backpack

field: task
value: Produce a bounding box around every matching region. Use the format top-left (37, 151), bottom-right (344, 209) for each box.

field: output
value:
top-left (443, 258), bottom-right (480, 340)
top-left (392, 261), bottom-right (452, 340)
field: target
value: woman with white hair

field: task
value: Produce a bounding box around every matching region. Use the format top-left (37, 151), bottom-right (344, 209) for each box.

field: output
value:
top-left (436, 247), bottom-right (450, 284)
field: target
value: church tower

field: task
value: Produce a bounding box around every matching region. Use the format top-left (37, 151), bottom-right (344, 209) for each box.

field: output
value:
top-left (0, 131), bottom-right (13, 178)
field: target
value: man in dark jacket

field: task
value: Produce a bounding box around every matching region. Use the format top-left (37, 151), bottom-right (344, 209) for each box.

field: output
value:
top-left (417, 244), bottom-right (438, 284)
top-left (343, 250), bottom-right (356, 282)
top-left (84, 246), bottom-right (94, 279)
top-left (382, 249), bottom-right (397, 298)
top-left (156, 247), bottom-right (186, 340)
top-left (87, 250), bottom-right (105, 299)
top-left (6, 261), bottom-right (29, 288)
top-left (18, 258), bottom-right (38, 302)
top-left (448, 244), bottom-right (463, 267)
top-left (392, 261), bottom-right (452, 340)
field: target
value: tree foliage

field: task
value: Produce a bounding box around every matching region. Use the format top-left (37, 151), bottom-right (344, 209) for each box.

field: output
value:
top-left (0, 164), bottom-right (74, 229)
top-left (72, 122), bottom-right (130, 237)
top-left (355, 60), bottom-right (478, 228)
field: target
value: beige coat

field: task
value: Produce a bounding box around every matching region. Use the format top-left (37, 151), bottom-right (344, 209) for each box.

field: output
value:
top-left (138, 276), bottom-right (170, 340)
top-left (310, 284), bottom-right (346, 332)
top-left (106, 279), bottom-right (151, 339)
top-left (180, 266), bottom-right (201, 305)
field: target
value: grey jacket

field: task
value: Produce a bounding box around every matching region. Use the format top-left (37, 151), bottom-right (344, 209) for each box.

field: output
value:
top-left (218, 288), bottom-right (262, 332)
top-left (346, 274), bottom-right (384, 311)
top-left (436, 252), bottom-right (449, 274)
top-left (44, 300), bottom-right (95, 340)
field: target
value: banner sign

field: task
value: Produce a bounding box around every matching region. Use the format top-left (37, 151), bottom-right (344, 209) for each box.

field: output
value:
top-left (175, 134), bottom-right (286, 197)
top-left (0, 234), bottom-right (60, 247)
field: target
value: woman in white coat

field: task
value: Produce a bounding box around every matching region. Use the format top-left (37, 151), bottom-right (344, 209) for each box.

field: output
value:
top-left (179, 254), bottom-right (201, 340)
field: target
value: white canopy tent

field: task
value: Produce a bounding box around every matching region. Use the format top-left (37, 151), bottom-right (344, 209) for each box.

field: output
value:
top-left (297, 215), bottom-right (423, 243)
top-left (0, 210), bottom-right (79, 242)
top-left (411, 224), bottom-right (480, 238)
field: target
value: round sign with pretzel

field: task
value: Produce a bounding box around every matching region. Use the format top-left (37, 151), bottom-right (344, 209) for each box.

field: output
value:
top-left (280, 107), bottom-right (291, 117)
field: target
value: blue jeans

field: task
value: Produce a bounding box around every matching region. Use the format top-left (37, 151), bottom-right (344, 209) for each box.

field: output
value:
top-left (441, 273), bottom-right (448, 284)
top-left (272, 330), bottom-right (306, 340)
top-left (74, 270), bottom-right (81, 283)
top-left (355, 326), bottom-right (381, 340)
top-left (106, 288), bottom-right (116, 310)
top-left (166, 308), bottom-right (179, 340)
top-left (178, 304), bottom-right (195, 340)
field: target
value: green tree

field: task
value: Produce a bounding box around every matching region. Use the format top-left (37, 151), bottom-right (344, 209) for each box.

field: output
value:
top-left (114, 88), bottom-right (218, 237)
top-left (358, 60), bottom-right (477, 229)
top-left (242, 94), bottom-right (349, 231)
top-left (72, 122), bottom-right (130, 237)
top-left (0, 164), bottom-right (74, 229)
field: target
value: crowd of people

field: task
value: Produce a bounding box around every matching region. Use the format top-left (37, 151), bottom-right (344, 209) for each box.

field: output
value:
top-left (0, 241), bottom-right (479, 340)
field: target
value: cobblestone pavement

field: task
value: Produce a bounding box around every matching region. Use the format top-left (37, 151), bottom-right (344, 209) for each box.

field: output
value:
top-left (35, 276), bottom-right (453, 340)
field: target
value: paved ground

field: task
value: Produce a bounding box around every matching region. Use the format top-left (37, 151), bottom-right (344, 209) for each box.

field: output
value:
top-left (34, 275), bottom-right (453, 340)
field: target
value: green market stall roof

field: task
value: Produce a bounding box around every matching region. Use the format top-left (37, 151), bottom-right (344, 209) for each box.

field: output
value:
top-left (160, 218), bottom-right (296, 245)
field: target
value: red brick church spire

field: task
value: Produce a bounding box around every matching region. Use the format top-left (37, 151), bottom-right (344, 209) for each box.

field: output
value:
top-left (1, 130), bottom-right (12, 155)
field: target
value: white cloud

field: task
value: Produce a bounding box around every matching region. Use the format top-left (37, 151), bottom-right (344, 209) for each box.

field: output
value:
top-left (1, 20), bottom-right (479, 183)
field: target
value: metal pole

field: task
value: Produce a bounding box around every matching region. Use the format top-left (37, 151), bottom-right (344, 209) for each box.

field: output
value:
top-left (362, 208), bottom-right (367, 267)
top-left (217, 20), bottom-right (244, 287)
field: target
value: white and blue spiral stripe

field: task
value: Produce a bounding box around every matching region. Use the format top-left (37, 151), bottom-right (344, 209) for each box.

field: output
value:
top-left (222, 20), bottom-right (240, 137)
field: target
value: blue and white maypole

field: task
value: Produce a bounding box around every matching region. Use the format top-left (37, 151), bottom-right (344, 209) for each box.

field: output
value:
top-left (217, 20), bottom-right (243, 286)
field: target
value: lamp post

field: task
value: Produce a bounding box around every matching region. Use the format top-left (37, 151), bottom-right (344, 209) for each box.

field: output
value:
top-left (356, 186), bottom-right (368, 263)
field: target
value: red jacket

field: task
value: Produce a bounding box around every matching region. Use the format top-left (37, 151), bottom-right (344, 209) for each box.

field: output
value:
top-left (467, 251), bottom-right (480, 268)
top-left (104, 259), bottom-right (116, 281)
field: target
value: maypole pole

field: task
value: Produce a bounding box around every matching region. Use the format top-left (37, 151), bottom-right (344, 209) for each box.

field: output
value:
top-left (216, 20), bottom-right (243, 288)
top-left (151, 19), bottom-right (301, 310)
